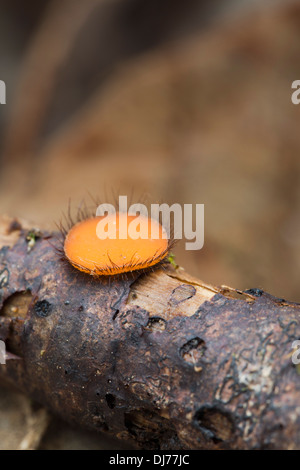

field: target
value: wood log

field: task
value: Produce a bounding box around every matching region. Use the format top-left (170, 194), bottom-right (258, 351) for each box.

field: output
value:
top-left (0, 215), bottom-right (300, 450)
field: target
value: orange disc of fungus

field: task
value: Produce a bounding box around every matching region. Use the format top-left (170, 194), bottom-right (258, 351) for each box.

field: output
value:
top-left (64, 212), bottom-right (169, 276)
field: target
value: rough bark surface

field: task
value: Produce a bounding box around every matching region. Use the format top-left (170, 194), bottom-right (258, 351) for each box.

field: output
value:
top-left (0, 216), bottom-right (300, 450)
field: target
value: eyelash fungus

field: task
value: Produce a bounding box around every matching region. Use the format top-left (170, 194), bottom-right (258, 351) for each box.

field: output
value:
top-left (57, 201), bottom-right (174, 278)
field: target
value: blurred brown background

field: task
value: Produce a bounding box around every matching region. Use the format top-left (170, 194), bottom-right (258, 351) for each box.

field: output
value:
top-left (0, 0), bottom-right (299, 449)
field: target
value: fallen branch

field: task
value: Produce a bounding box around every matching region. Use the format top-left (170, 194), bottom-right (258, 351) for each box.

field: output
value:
top-left (0, 215), bottom-right (300, 450)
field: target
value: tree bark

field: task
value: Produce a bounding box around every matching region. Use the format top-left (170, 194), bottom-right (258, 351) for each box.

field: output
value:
top-left (0, 215), bottom-right (300, 450)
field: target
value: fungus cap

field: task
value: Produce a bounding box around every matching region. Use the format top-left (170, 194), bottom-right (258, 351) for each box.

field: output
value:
top-left (64, 212), bottom-right (169, 276)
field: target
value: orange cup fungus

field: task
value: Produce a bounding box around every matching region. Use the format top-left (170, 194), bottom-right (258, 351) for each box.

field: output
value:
top-left (63, 212), bottom-right (170, 276)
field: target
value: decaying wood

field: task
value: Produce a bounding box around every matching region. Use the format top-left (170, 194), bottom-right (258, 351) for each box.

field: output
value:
top-left (0, 215), bottom-right (300, 450)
